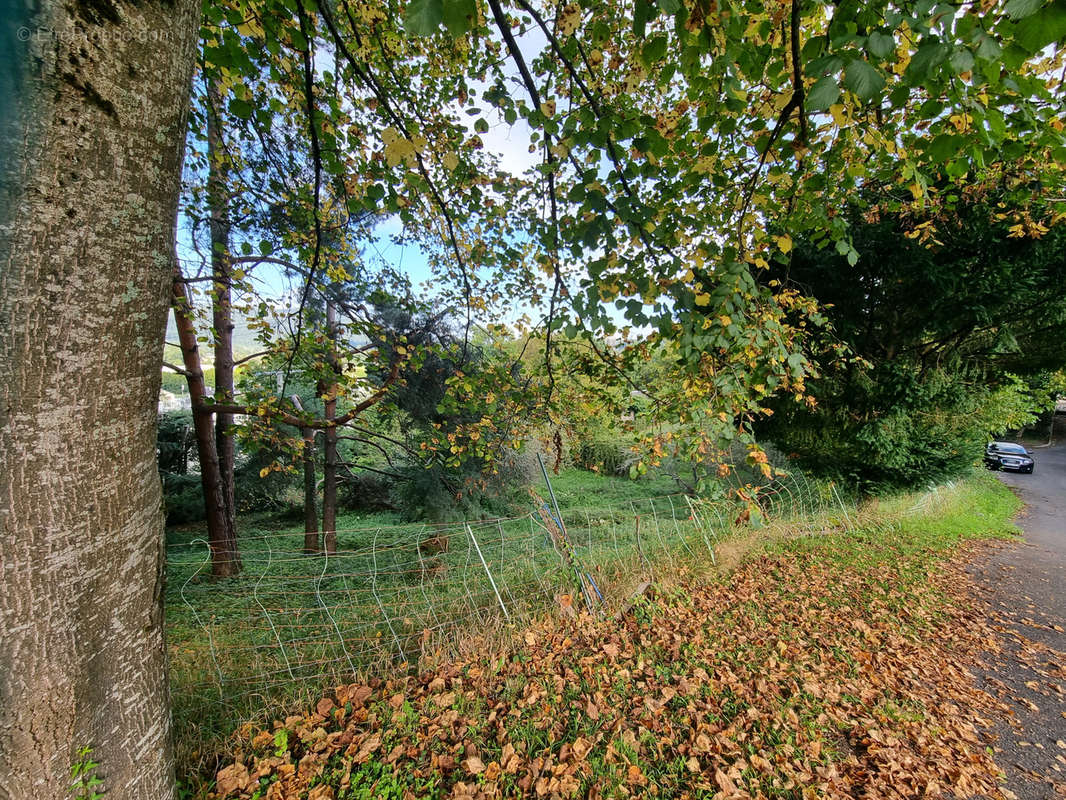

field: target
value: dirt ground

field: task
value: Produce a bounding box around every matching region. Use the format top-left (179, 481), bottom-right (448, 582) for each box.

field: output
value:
top-left (968, 425), bottom-right (1066, 799)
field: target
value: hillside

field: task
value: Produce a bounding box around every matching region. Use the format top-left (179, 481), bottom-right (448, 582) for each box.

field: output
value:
top-left (200, 477), bottom-right (1025, 800)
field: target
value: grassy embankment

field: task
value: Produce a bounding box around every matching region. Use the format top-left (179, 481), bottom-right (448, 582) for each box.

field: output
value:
top-left (190, 473), bottom-right (1021, 799)
top-left (168, 467), bottom-right (743, 775)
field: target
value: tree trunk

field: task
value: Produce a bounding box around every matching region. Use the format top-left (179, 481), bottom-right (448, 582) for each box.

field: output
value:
top-left (172, 276), bottom-right (242, 577)
top-left (302, 430), bottom-right (320, 553)
top-left (0, 0), bottom-right (198, 797)
top-left (323, 419), bottom-right (338, 554)
top-left (207, 77), bottom-right (237, 527)
top-left (320, 301), bottom-right (339, 555)
top-left (290, 394), bottom-right (320, 553)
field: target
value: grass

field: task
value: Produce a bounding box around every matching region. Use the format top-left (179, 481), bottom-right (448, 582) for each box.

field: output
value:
top-left (173, 466), bottom-right (1016, 794)
top-left (166, 467), bottom-right (740, 775)
top-left (202, 471), bottom-right (1019, 798)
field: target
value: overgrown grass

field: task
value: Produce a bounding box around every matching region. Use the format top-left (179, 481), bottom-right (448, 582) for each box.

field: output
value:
top-left (197, 473), bottom-right (1023, 800)
top-left (172, 467), bottom-right (1014, 792)
top-left (166, 468), bottom-right (721, 775)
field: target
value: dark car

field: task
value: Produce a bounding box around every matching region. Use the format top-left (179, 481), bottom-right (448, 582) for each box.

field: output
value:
top-left (984, 441), bottom-right (1035, 473)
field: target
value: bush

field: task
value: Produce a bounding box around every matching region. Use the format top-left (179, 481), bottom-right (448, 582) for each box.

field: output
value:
top-left (574, 436), bottom-right (632, 476)
top-left (391, 444), bottom-right (538, 522)
top-left (340, 472), bottom-right (396, 512)
top-left (161, 473), bottom-right (205, 525)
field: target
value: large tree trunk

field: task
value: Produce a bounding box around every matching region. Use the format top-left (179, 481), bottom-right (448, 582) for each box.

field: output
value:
top-left (172, 276), bottom-right (242, 577)
top-left (206, 78), bottom-right (238, 528)
top-left (0, 0), bottom-right (199, 797)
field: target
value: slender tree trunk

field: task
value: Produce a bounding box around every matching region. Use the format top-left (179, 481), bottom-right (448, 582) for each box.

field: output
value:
top-left (206, 77), bottom-right (238, 528)
top-left (0, 1), bottom-right (199, 797)
top-left (291, 396), bottom-right (320, 553)
top-left (321, 301), bottom-right (339, 554)
top-left (302, 430), bottom-right (320, 553)
top-left (172, 275), bottom-right (242, 577)
top-left (323, 418), bottom-right (338, 554)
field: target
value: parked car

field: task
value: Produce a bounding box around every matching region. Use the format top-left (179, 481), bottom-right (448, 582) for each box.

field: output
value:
top-left (984, 441), bottom-right (1035, 474)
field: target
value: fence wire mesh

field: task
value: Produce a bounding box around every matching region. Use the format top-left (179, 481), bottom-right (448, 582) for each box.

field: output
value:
top-left (165, 469), bottom-right (849, 753)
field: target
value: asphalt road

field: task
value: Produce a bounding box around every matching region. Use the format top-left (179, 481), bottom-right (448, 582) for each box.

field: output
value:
top-left (968, 429), bottom-right (1066, 799)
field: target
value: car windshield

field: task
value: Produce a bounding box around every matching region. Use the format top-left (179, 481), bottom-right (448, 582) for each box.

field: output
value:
top-left (994, 443), bottom-right (1027, 455)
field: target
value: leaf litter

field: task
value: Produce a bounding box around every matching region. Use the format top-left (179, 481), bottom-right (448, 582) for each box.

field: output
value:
top-left (210, 532), bottom-right (1027, 800)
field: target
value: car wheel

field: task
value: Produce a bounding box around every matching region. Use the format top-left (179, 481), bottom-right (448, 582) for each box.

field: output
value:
top-left (1025, 466), bottom-right (1034, 474)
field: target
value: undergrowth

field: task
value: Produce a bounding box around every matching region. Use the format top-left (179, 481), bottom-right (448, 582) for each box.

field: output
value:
top-left (185, 473), bottom-right (1022, 799)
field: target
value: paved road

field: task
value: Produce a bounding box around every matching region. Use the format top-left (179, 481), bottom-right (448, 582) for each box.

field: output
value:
top-left (969, 430), bottom-right (1066, 799)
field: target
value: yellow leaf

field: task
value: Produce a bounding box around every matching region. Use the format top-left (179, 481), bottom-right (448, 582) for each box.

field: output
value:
top-left (775, 234), bottom-right (792, 254)
top-left (694, 293), bottom-right (711, 306)
top-left (382, 127), bottom-right (416, 167)
top-left (558, 3), bottom-right (581, 35)
top-left (236, 18), bottom-right (264, 38)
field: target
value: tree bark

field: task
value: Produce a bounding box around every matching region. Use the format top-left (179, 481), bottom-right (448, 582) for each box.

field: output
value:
top-left (0, 0), bottom-right (199, 797)
top-left (172, 276), bottom-right (242, 577)
top-left (302, 431), bottom-right (321, 553)
top-left (206, 77), bottom-right (238, 529)
top-left (291, 396), bottom-right (320, 553)
top-left (320, 301), bottom-right (339, 555)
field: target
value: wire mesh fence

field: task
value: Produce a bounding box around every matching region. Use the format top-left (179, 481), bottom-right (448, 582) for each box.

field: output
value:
top-left (165, 469), bottom-right (851, 756)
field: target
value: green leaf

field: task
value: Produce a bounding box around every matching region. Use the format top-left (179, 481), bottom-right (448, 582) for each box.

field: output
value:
top-left (949, 47), bottom-right (975, 74)
top-left (1011, 2), bottom-right (1066, 54)
top-left (228, 97), bottom-right (253, 120)
top-left (905, 40), bottom-right (949, 82)
top-left (633, 0), bottom-right (654, 38)
top-left (474, 118), bottom-right (489, 133)
top-left (866, 31), bottom-right (895, 59)
top-left (641, 34), bottom-right (668, 66)
top-left (843, 60), bottom-right (885, 101)
top-left (273, 728), bottom-right (289, 755)
top-left (974, 33), bottom-right (1002, 61)
top-left (806, 76), bottom-right (840, 111)
top-left (442, 0), bottom-right (476, 36)
top-left (1004, 0), bottom-right (1043, 19)
top-left (926, 133), bottom-right (965, 162)
top-left (404, 0), bottom-right (443, 36)
top-left (658, 0), bottom-right (681, 13)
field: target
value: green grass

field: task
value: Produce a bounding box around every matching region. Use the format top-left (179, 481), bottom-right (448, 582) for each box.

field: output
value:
top-left (170, 466), bottom-right (1017, 788)
top-left (183, 471), bottom-right (1023, 798)
top-left (766, 473), bottom-right (1020, 567)
top-left (165, 467), bottom-right (724, 773)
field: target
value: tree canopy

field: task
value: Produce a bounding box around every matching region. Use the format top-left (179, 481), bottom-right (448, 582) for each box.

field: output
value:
top-left (759, 190), bottom-right (1066, 490)
top-left (191, 0), bottom-right (1065, 489)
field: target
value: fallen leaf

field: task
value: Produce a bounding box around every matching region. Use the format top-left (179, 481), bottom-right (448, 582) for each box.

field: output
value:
top-left (463, 755), bottom-right (485, 775)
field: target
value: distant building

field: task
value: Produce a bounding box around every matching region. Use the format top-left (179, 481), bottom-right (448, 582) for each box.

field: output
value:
top-left (158, 389), bottom-right (192, 412)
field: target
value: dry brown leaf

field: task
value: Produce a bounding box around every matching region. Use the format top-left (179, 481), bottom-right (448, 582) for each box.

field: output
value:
top-left (715, 767), bottom-right (737, 794)
top-left (462, 755), bottom-right (485, 775)
top-left (215, 762), bottom-right (251, 797)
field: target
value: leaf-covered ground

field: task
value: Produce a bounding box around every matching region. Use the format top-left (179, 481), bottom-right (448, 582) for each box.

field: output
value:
top-left (207, 477), bottom-right (1024, 800)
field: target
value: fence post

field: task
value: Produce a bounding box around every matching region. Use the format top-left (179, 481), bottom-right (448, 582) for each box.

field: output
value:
top-left (467, 524), bottom-right (511, 624)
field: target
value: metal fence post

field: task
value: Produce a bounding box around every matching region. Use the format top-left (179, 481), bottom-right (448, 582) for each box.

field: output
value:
top-left (467, 524), bottom-right (511, 624)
